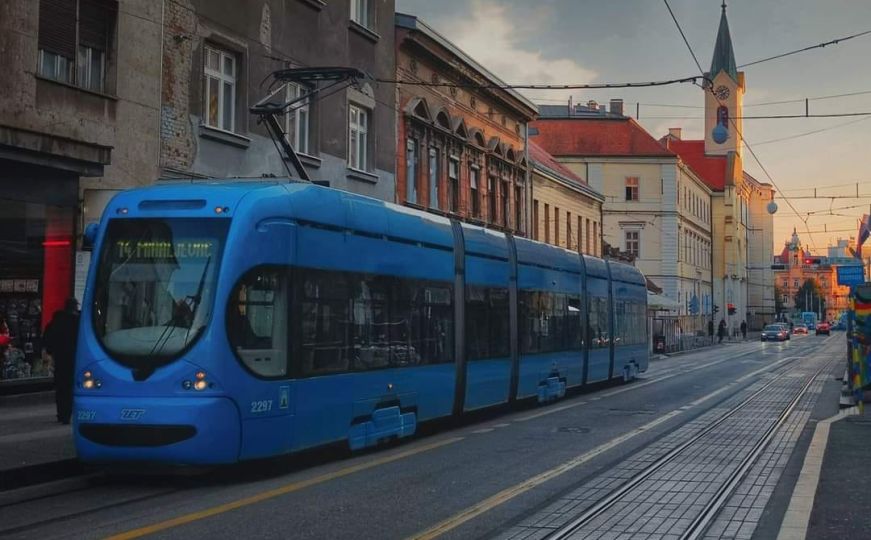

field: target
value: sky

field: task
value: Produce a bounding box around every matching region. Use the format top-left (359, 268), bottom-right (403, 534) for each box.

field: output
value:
top-left (395, 0), bottom-right (871, 254)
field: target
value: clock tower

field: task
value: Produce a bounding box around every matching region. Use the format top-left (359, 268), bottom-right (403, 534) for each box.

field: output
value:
top-left (704, 2), bottom-right (744, 158)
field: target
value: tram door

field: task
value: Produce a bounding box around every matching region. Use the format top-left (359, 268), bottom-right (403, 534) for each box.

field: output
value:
top-left (232, 221), bottom-right (296, 460)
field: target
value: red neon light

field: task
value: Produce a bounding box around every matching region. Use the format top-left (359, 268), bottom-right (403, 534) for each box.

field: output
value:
top-left (42, 240), bottom-right (72, 247)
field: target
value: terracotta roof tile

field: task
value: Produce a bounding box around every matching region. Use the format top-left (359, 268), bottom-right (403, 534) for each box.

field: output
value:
top-left (666, 139), bottom-right (727, 192)
top-left (530, 118), bottom-right (675, 158)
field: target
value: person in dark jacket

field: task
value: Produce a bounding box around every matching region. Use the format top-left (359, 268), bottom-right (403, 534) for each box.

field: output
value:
top-left (717, 319), bottom-right (727, 344)
top-left (740, 320), bottom-right (748, 340)
top-left (44, 298), bottom-right (80, 424)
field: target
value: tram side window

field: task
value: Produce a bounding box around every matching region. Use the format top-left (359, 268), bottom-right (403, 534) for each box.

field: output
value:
top-left (520, 291), bottom-right (582, 354)
top-left (467, 287), bottom-right (509, 360)
top-left (614, 300), bottom-right (626, 347)
top-left (588, 296), bottom-right (610, 348)
top-left (298, 268), bottom-right (454, 375)
top-left (228, 268), bottom-right (289, 377)
top-left (567, 295), bottom-right (582, 349)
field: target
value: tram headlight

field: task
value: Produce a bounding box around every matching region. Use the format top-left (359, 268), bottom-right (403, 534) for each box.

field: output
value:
top-left (182, 371), bottom-right (210, 391)
top-left (81, 370), bottom-right (101, 390)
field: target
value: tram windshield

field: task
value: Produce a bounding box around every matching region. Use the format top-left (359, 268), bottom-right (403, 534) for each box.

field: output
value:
top-left (92, 218), bottom-right (229, 369)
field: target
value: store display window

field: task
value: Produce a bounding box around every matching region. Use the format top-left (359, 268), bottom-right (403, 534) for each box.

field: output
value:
top-left (0, 201), bottom-right (74, 382)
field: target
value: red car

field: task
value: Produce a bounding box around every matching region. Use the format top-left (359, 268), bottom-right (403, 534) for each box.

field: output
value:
top-left (816, 322), bottom-right (831, 335)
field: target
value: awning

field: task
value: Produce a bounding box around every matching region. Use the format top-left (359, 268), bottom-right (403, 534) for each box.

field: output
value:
top-left (647, 291), bottom-right (680, 311)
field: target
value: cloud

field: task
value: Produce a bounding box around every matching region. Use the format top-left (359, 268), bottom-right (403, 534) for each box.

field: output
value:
top-left (438, 0), bottom-right (597, 103)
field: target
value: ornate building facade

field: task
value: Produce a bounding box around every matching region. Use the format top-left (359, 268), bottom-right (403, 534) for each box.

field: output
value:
top-left (394, 14), bottom-right (537, 233)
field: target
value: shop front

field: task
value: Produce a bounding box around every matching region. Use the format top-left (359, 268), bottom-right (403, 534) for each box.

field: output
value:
top-left (0, 158), bottom-right (78, 391)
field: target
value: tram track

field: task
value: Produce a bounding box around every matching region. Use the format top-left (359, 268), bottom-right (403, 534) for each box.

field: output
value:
top-left (542, 348), bottom-right (836, 540)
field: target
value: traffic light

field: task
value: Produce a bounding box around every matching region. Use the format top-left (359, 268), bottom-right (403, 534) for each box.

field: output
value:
top-left (727, 303), bottom-right (736, 315)
top-left (713, 304), bottom-right (720, 314)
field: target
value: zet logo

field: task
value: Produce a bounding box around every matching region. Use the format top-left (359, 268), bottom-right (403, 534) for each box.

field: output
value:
top-left (120, 408), bottom-right (146, 420)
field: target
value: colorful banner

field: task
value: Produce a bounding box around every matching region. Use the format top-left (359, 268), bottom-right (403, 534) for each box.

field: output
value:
top-left (850, 284), bottom-right (871, 405)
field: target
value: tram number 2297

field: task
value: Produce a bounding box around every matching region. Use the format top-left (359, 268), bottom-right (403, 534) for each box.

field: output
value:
top-left (250, 400), bottom-right (273, 413)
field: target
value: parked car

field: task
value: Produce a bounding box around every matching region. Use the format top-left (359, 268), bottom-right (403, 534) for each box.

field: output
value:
top-left (793, 324), bottom-right (808, 335)
top-left (815, 321), bottom-right (831, 335)
top-left (761, 325), bottom-right (790, 342)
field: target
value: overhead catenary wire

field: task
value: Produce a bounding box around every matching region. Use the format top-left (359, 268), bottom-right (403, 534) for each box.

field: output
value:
top-left (661, 0), bottom-right (819, 250)
top-left (737, 28), bottom-right (871, 68)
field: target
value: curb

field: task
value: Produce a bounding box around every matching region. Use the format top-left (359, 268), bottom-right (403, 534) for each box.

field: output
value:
top-left (0, 458), bottom-right (84, 492)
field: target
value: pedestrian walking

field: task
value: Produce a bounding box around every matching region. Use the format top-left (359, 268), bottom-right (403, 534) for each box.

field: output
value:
top-left (740, 320), bottom-right (747, 340)
top-left (718, 319), bottom-right (727, 344)
top-left (44, 298), bottom-right (80, 424)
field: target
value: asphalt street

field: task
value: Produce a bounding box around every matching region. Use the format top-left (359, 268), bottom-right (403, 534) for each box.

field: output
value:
top-left (0, 333), bottom-right (845, 540)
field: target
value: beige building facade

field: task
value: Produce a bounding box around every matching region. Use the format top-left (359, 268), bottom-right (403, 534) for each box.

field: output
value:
top-left (530, 112), bottom-right (714, 334)
top-left (528, 141), bottom-right (603, 256)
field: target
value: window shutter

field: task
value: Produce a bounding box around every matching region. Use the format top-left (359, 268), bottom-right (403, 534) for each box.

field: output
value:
top-left (79, 0), bottom-right (117, 51)
top-left (38, 0), bottom-right (76, 58)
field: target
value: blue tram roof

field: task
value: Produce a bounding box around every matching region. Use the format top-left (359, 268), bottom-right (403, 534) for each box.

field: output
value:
top-left (104, 181), bottom-right (645, 286)
top-left (609, 260), bottom-right (646, 286)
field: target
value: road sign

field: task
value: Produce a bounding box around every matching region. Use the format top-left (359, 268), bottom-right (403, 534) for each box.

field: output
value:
top-left (837, 265), bottom-right (865, 287)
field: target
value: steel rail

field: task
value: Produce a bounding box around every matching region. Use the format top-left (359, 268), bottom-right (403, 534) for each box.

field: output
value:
top-left (680, 359), bottom-right (833, 540)
top-left (546, 353), bottom-right (821, 540)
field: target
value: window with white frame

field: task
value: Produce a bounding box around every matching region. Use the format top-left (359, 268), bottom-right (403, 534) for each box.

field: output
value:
top-left (350, 0), bottom-right (370, 27)
top-left (625, 177), bottom-right (639, 201)
top-left (406, 138), bottom-right (419, 204)
top-left (428, 147), bottom-right (440, 210)
top-left (204, 45), bottom-right (236, 132)
top-left (625, 230), bottom-right (640, 256)
top-left (285, 83), bottom-right (310, 154)
top-left (348, 104), bottom-right (369, 170)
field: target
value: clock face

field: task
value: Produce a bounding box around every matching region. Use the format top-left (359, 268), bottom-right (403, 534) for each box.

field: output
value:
top-left (715, 85), bottom-right (730, 100)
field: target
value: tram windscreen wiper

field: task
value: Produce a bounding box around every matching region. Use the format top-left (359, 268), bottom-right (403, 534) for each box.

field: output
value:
top-left (149, 256), bottom-right (211, 358)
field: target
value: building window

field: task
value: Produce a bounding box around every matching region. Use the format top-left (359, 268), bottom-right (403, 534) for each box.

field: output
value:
top-left (567, 212), bottom-right (573, 250)
top-left (470, 167), bottom-right (480, 217)
top-left (593, 221), bottom-right (598, 256)
top-left (488, 175), bottom-right (497, 223)
top-left (554, 207), bottom-right (560, 246)
top-left (406, 138), bottom-right (419, 204)
top-left (586, 218), bottom-right (591, 254)
top-left (544, 204), bottom-right (550, 243)
top-left (38, 0), bottom-right (117, 92)
top-left (448, 158), bottom-right (459, 213)
top-left (625, 230), bottom-right (639, 256)
top-left (348, 104), bottom-right (369, 170)
top-left (284, 83), bottom-right (310, 154)
top-left (625, 177), bottom-right (639, 201)
top-left (794, 279), bottom-right (799, 288)
top-left (501, 181), bottom-right (509, 227)
top-left (515, 185), bottom-right (523, 233)
top-left (350, 0), bottom-right (370, 27)
top-left (533, 199), bottom-right (539, 240)
top-left (204, 45), bottom-right (236, 132)
top-left (428, 147), bottom-right (440, 210)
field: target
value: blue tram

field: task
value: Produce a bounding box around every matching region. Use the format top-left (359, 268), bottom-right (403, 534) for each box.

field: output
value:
top-left (74, 182), bottom-right (647, 464)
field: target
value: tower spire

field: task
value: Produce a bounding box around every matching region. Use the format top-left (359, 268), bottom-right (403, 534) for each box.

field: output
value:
top-left (710, 1), bottom-right (737, 81)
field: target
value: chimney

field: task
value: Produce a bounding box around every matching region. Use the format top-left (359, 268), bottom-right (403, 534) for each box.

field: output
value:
top-left (668, 127), bottom-right (682, 140)
top-left (610, 98), bottom-right (624, 116)
top-left (587, 100), bottom-right (598, 111)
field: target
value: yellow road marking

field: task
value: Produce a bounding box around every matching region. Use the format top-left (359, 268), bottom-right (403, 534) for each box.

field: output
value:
top-left (107, 436), bottom-right (463, 540)
top-left (409, 350), bottom-right (805, 539)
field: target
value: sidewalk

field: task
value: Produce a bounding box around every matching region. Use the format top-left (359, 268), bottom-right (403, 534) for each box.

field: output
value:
top-left (0, 392), bottom-right (78, 490)
top-left (801, 406), bottom-right (871, 539)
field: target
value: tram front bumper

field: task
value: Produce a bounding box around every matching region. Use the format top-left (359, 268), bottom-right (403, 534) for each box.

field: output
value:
top-left (74, 395), bottom-right (241, 465)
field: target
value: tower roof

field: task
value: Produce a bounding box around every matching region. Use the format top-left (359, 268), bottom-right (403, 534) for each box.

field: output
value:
top-left (709, 2), bottom-right (738, 81)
